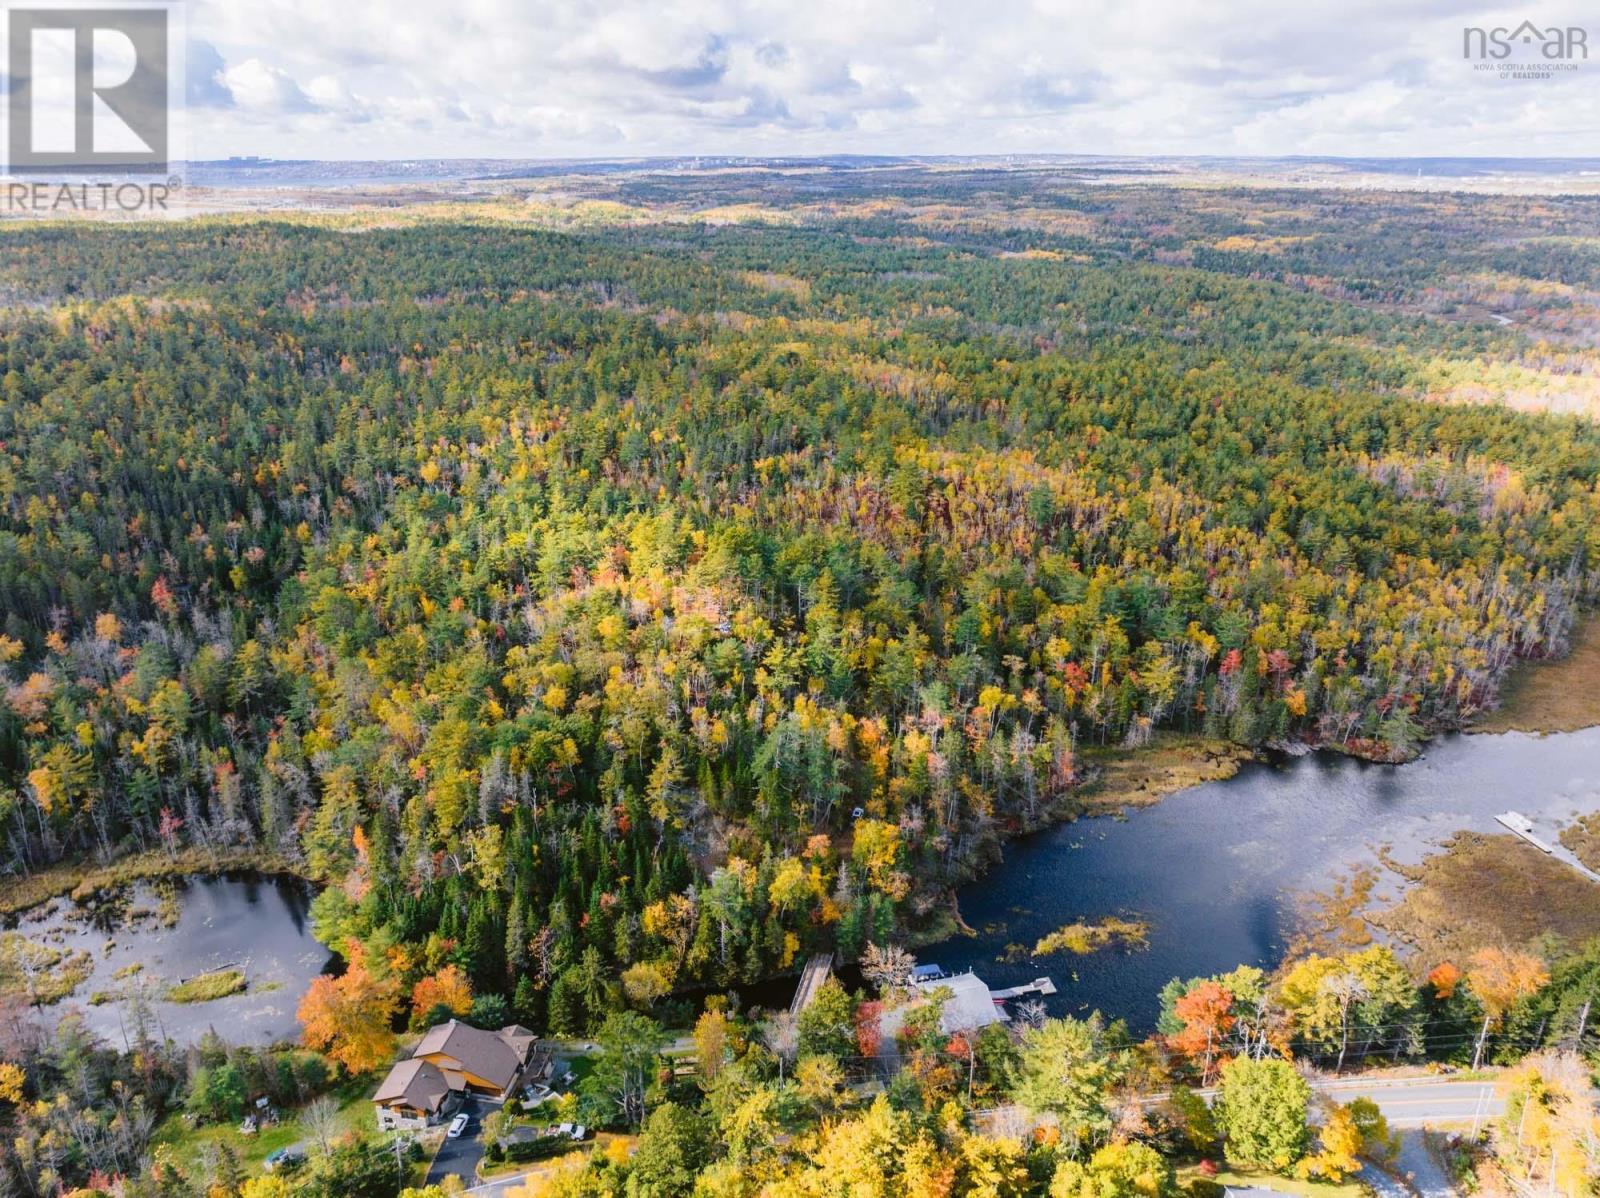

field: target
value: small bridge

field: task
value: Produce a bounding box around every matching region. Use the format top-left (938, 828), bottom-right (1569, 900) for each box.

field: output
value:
top-left (789, 953), bottom-right (834, 1015)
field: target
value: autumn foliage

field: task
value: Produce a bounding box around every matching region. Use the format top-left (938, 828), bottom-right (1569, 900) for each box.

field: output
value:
top-left (298, 942), bottom-right (400, 1074)
top-left (410, 964), bottom-right (474, 1025)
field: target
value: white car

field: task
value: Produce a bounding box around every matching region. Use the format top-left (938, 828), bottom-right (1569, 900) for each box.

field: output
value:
top-left (447, 1114), bottom-right (470, 1139)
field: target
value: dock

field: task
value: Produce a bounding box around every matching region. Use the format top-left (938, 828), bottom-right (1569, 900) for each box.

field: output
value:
top-left (1495, 811), bottom-right (1600, 884)
top-left (789, 952), bottom-right (834, 1015)
top-left (1496, 811), bottom-right (1555, 854)
top-left (991, 977), bottom-right (1057, 1000)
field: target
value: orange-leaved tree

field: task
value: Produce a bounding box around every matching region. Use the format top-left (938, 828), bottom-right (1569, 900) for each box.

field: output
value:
top-left (1465, 947), bottom-right (1548, 1069)
top-left (410, 964), bottom-right (473, 1026)
top-left (1168, 980), bottom-right (1235, 1084)
top-left (299, 942), bottom-right (400, 1074)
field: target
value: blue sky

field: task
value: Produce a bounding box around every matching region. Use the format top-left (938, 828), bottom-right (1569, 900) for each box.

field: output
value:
top-left (182, 0), bottom-right (1600, 160)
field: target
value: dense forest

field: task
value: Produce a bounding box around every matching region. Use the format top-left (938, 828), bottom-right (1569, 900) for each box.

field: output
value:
top-left (1, 172), bottom-right (1598, 1036)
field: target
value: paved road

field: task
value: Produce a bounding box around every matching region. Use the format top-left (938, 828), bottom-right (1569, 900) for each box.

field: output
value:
top-left (1310, 1076), bottom-right (1500, 1129)
top-left (467, 1169), bottom-right (539, 1198)
top-left (986, 1074), bottom-right (1504, 1139)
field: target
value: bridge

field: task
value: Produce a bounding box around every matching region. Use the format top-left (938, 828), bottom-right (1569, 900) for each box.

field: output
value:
top-left (789, 953), bottom-right (834, 1015)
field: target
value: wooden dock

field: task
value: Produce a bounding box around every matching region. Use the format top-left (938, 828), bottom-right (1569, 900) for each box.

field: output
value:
top-left (1496, 812), bottom-right (1555, 853)
top-left (991, 977), bottom-right (1057, 1000)
top-left (1495, 811), bottom-right (1600, 884)
top-left (789, 953), bottom-right (835, 1015)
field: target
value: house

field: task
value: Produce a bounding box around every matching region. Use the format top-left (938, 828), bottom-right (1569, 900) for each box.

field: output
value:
top-left (373, 1059), bottom-right (461, 1132)
top-left (374, 1020), bottom-right (541, 1131)
top-left (875, 968), bottom-right (1011, 1056)
top-left (411, 1019), bottom-right (538, 1096)
top-left (923, 971), bottom-right (1010, 1034)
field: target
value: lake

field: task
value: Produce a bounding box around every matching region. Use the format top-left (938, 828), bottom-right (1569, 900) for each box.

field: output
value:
top-left (13, 729), bottom-right (1599, 1047)
top-left (11, 874), bottom-right (332, 1048)
top-left (918, 727), bottom-right (1600, 1031)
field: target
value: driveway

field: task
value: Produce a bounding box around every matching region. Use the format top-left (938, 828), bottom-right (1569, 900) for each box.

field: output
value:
top-left (424, 1096), bottom-right (495, 1187)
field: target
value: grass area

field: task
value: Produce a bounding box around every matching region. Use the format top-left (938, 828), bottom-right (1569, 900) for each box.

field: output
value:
top-left (152, 1074), bottom-right (379, 1174)
top-left (0, 847), bottom-right (303, 918)
top-left (1559, 812), bottom-right (1600, 872)
top-left (1178, 1164), bottom-right (1367, 1198)
top-left (165, 968), bottom-right (248, 1003)
top-left (1372, 831), bottom-right (1600, 961)
top-left (1079, 733), bottom-right (1249, 813)
top-left (565, 1056), bottom-right (596, 1089)
top-left (1473, 618), bottom-right (1600, 734)
top-left (477, 1136), bottom-right (634, 1184)
top-left (0, 932), bottom-right (94, 1004)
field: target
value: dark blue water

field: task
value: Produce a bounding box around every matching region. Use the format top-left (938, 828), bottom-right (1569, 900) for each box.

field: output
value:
top-left (920, 728), bottom-right (1600, 1031)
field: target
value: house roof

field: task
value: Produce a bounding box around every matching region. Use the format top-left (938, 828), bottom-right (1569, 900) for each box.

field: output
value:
top-left (498, 1024), bottom-right (538, 1061)
top-left (373, 1059), bottom-right (455, 1114)
top-left (922, 972), bottom-right (1009, 1033)
top-left (874, 970), bottom-right (1009, 1056)
top-left (412, 1020), bottom-right (530, 1092)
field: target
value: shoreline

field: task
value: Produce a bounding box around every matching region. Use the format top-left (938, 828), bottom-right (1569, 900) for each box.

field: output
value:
top-left (0, 847), bottom-right (306, 919)
top-left (1468, 617), bottom-right (1600, 736)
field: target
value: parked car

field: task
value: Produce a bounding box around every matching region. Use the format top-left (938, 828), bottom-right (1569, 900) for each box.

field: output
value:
top-left (263, 1148), bottom-right (305, 1173)
top-left (447, 1113), bottom-right (471, 1139)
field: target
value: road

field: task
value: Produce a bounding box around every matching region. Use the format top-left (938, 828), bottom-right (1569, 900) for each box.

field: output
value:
top-left (983, 1074), bottom-right (1504, 1140)
top-left (467, 1168), bottom-right (543, 1198)
top-left (1309, 1076), bottom-right (1501, 1129)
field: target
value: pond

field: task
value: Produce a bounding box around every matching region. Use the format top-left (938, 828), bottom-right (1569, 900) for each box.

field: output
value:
top-left (9, 874), bottom-right (333, 1049)
top-left (918, 727), bottom-right (1600, 1032)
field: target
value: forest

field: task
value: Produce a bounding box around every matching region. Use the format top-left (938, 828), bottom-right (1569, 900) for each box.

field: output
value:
top-left (0, 170), bottom-right (1598, 1041)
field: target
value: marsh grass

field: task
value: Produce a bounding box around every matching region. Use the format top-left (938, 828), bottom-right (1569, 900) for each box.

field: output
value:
top-left (164, 968), bottom-right (247, 1004)
top-left (1016, 916), bottom-right (1150, 958)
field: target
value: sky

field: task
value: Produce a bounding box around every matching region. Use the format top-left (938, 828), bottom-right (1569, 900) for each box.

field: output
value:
top-left (180, 0), bottom-right (1600, 161)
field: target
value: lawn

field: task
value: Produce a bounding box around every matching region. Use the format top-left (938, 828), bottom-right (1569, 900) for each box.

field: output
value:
top-left (152, 1073), bottom-right (379, 1174)
top-left (1178, 1163), bottom-right (1368, 1198)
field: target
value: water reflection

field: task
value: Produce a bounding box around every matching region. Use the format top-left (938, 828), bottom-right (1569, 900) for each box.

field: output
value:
top-left (18, 873), bottom-right (327, 1048)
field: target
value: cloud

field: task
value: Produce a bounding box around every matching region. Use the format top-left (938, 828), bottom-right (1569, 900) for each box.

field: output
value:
top-left (219, 57), bottom-right (319, 115)
top-left (186, 40), bottom-right (235, 108)
top-left (181, 0), bottom-right (1600, 158)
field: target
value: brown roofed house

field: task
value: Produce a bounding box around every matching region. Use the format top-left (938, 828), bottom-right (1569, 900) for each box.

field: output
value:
top-left (410, 1020), bottom-right (536, 1097)
top-left (373, 1020), bottom-right (540, 1132)
top-left (373, 1059), bottom-right (461, 1132)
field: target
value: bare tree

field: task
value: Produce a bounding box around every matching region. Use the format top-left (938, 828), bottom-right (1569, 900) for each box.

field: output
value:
top-left (860, 942), bottom-right (916, 993)
top-left (1014, 999), bottom-right (1049, 1031)
top-left (302, 1096), bottom-right (341, 1156)
top-left (761, 1011), bottom-right (800, 1081)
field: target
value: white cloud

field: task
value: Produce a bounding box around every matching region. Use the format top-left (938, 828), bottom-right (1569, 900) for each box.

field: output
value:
top-left (183, 0), bottom-right (1600, 158)
top-left (219, 57), bottom-right (318, 114)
